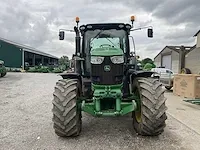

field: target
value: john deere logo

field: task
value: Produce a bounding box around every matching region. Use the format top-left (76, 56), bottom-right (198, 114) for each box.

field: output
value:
top-left (104, 65), bottom-right (111, 72)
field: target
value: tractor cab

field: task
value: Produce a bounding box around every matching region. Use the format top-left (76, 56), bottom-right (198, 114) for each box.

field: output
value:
top-left (79, 23), bottom-right (130, 85)
top-left (79, 23), bottom-right (132, 77)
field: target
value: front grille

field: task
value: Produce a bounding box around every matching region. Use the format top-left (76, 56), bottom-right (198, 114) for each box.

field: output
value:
top-left (91, 56), bottom-right (124, 85)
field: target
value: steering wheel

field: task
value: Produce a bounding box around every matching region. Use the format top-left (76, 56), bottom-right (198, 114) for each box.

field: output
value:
top-left (100, 44), bottom-right (112, 48)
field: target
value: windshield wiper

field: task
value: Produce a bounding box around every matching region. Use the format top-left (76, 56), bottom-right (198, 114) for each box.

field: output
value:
top-left (90, 28), bottom-right (104, 42)
top-left (105, 38), bottom-right (119, 48)
top-left (90, 28), bottom-right (119, 48)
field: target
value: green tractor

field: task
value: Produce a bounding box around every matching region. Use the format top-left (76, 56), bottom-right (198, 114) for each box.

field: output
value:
top-left (0, 60), bottom-right (7, 77)
top-left (52, 16), bottom-right (167, 137)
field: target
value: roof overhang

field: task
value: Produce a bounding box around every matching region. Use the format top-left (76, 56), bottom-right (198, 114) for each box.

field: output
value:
top-left (154, 45), bottom-right (195, 60)
top-left (194, 30), bottom-right (200, 37)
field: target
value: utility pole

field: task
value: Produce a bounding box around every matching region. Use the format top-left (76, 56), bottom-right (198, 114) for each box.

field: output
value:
top-left (179, 46), bottom-right (186, 73)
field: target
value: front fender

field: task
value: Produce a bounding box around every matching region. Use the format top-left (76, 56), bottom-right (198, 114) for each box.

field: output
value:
top-left (59, 72), bottom-right (81, 80)
top-left (128, 69), bottom-right (154, 78)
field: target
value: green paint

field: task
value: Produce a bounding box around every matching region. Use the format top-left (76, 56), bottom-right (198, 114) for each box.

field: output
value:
top-left (82, 100), bottom-right (137, 117)
top-left (92, 84), bottom-right (123, 98)
top-left (80, 36), bottom-right (136, 117)
top-left (183, 99), bottom-right (200, 105)
top-left (0, 40), bottom-right (22, 68)
top-left (95, 99), bottom-right (101, 111)
top-left (90, 47), bottom-right (123, 56)
top-left (82, 102), bottom-right (96, 116)
top-left (116, 98), bottom-right (121, 111)
top-left (121, 101), bottom-right (137, 115)
top-left (80, 83), bottom-right (138, 117)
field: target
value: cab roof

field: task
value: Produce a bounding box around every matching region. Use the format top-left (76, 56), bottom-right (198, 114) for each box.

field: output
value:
top-left (79, 23), bottom-right (131, 31)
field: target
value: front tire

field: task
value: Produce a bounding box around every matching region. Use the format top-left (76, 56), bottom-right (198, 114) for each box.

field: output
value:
top-left (181, 68), bottom-right (191, 74)
top-left (132, 78), bottom-right (167, 136)
top-left (52, 79), bottom-right (82, 137)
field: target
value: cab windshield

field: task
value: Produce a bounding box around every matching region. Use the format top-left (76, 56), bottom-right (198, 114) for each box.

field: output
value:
top-left (90, 37), bottom-right (120, 50)
top-left (84, 29), bottom-right (128, 53)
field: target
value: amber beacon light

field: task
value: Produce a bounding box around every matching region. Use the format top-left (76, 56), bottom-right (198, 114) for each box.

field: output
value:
top-left (131, 16), bottom-right (135, 22)
top-left (76, 17), bottom-right (80, 23)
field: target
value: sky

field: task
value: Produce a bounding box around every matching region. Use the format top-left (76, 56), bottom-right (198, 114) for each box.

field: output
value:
top-left (0, 0), bottom-right (200, 59)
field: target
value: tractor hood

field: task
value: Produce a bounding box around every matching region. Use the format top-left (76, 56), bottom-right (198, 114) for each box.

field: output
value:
top-left (90, 47), bottom-right (123, 56)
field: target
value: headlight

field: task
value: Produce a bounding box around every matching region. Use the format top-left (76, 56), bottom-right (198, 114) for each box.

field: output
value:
top-left (110, 56), bottom-right (124, 64)
top-left (91, 56), bottom-right (104, 64)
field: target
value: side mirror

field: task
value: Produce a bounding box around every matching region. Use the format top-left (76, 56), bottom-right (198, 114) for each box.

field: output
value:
top-left (59, 31), bottom-right (65, 40)
top-left (147, 28), bottom-right (153, 38)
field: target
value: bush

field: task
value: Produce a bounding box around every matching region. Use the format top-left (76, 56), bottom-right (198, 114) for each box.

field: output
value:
top-left (27, 66), bottom-right (49, 73)
top-left (47, 65), bottom-right (54, 72)
top-left (37, 66), bottom-right (50, 73)
top-left (143, 63), bottom-right (153, 71)
top-left (151, 63), bottom-right (156, 68)
top-left (27, 67), bottom-right (38, 72)
top-left (27, 65), bottom-right (65, 73)
top-left (6, 68), bottom-right (20, 72)
top-left (59, 65), bottom-right (66, 71)
top-left (52, 68), bottom-right (63, 73)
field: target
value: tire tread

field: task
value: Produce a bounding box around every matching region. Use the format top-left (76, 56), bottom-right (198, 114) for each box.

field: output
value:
top-left (133, 77), bottom-right (167, 136)
top-left (52, 79), bottom-right (81, 137)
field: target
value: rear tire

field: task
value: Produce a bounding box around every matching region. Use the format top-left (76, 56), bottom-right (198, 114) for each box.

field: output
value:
top-left (132, 78), bottom-right (167, 136)
top-left (165, 86), bottom-right (172, 90)
top-left (52, 79), bottom-right (82, 137)
top-left (181, 68), bottom-right (191, 74)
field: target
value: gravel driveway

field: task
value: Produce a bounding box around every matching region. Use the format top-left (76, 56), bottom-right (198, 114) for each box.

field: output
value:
top-left (0, 72), bottom-right (200, 150)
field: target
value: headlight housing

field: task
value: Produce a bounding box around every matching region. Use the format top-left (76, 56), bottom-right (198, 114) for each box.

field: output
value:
top-left (91, 56), bottom-right (104, 64)
top-left (110, 56), bottom-right (124, 64)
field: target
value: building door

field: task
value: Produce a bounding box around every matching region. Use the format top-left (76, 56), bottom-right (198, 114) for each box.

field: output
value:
top-left (162, 55), bottom-right (172, 69)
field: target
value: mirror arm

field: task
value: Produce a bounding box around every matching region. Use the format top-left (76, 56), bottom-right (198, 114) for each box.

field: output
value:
top-left (130, 26), bottom-right (153, 31)
top-left (129, 36), bottom-right (137, 70)
top-left (59, 29), bottom-right (75, 32)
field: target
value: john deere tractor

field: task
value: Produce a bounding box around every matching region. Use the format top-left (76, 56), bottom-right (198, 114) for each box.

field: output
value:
top-left (0, 60), bottom-right (7, 77)
top-left (52, 16), bottom-right (167, 137)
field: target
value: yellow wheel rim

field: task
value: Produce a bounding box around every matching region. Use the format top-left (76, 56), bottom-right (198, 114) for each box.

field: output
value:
top-left (135, 89), bottom-right (142, 123)
top-left (135, 111), bottom-right (141, 122)
top-left (181, 68), bottom-right (186, 74)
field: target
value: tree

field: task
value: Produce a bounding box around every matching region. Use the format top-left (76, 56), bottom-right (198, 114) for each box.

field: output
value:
top-left (141, 58), bottom-right (156, 69)
top-left (144, 63), bottom-right (153, 71)
top-left (141, 58), bottom-right (154, 65)
top-left (58, 56), bottom-right (70, 70)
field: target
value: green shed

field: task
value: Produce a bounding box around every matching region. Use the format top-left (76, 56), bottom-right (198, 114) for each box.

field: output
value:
top-left (0, 39), bottom-right (22, 68)
top-left (0, 37), bottom-right (59, 69)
